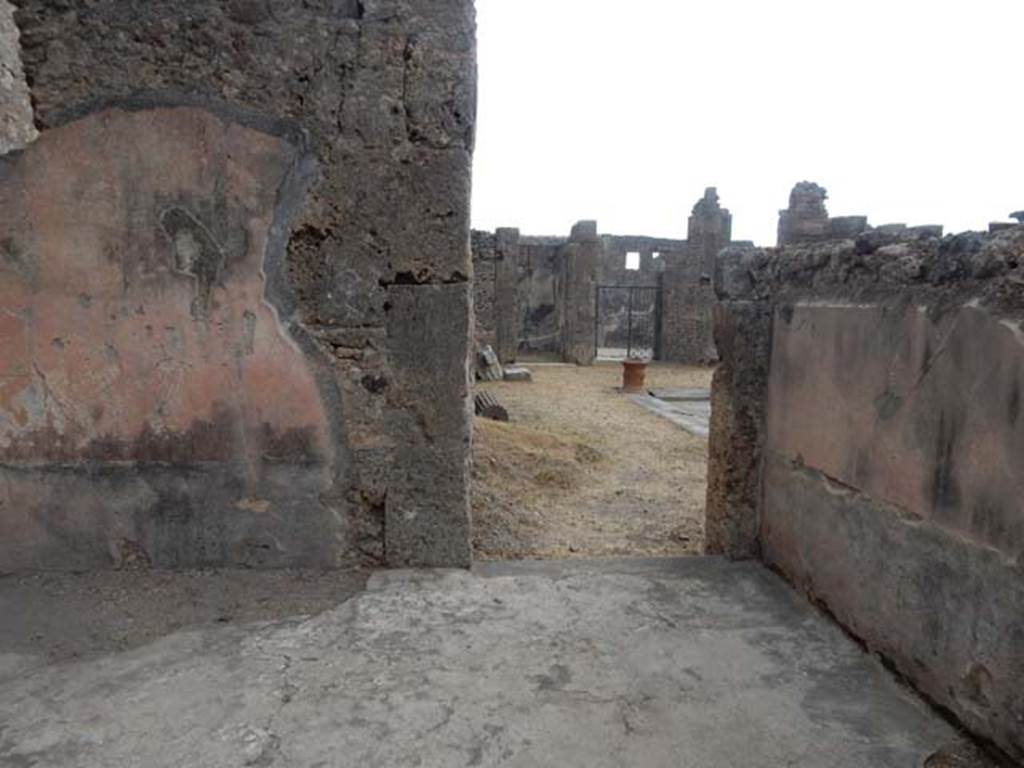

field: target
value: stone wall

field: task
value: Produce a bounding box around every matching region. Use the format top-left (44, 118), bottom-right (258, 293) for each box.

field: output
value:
top-left (475, 210), bottom-right (724, 365)
top-left (517, 237), bottom-right (564, 356)
top-left (0, 0), bottom-right (36, 153)
top-left (661, 188), bottom-right (732, 364)
top-left (470, 227), bottom-right (519, 364)
top-left (471, 229), bottom-right (498, 352)
top-left (598, 235), bottom-right (680, 287)
top-left (708, 187), bottom-right (1024, 759)
top-left (559, 221), bottom-right (599, 365)
top-left (2, 0), bottom-right (477, 570)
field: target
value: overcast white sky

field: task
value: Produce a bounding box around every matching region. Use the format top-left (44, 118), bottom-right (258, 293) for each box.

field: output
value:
top-left (470, 0), bottom-right (1024, 245)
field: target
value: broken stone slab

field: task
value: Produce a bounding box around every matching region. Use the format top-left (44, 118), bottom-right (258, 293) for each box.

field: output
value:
top-left (477, 344), bottom-right (503, 382)
top-left (649, 388), bottom-right (711, 402)
top-left (828, 216), bottom-right (870, 239)
top-left (474, 391), bottom-right (509, 422)
top-left (989, 222), bottom-right (1017, 233)
top-left (503, 366), bottom-right (532, 382)
top-left (875, 223), bottom-right (908, 235)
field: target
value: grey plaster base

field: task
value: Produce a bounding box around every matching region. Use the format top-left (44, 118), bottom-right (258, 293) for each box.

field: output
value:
top-left (630, 393), bottom-right (711, 437)
top-left (0, 557), bottom-right (955, 767)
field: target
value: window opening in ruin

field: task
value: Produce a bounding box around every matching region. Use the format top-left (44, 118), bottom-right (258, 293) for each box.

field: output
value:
top-left (625, 251), bottom-right (641, 270)
top-left (652, 251), bottom-right (661, 259)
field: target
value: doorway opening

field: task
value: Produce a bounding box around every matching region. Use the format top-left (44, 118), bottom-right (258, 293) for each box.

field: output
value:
top-left (471, 359), bottom-right (711, 561)
top-left (595, 284), bottom-right (661, 360)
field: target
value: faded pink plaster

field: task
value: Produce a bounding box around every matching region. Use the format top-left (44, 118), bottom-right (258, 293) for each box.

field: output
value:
top-left (0, 107), bottom-right (329, 469)
top-left (766, 302), bottom-right (1024, 556)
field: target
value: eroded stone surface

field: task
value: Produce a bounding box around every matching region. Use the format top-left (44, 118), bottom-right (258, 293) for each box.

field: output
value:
top-left (704, 301), bottom-right (770, 558)
top-left (0, 0), bottom-right (36, 154)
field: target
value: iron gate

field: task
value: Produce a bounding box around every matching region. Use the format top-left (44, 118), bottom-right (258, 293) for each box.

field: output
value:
top-left (595, 285), bottom-right (661, 359)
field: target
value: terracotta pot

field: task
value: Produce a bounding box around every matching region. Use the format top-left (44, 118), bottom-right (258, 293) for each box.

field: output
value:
top-left (621, 359), bottom-right (648, 393)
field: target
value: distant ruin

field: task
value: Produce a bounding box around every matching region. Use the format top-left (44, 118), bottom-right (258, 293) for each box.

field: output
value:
top-left (472, 187), bottom-right (735, 367)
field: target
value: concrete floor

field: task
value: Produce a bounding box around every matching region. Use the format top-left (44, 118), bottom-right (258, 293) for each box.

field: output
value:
top-left (0, 557), bottom-right (957, 767)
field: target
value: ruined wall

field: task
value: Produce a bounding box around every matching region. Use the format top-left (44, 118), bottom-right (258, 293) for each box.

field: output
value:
top-left (661, 257), bottom-right (716, 364)
top-left (662, 188), bottom-right (731, 364)
top-left (470, 227), bottom-right (519, 363)
top-left (557, 222), bottom-right (598, 366)
top-left (598, 235), bottom-right (679, 286)
top-left (3, 0), bottom-right (477, 570)
top-left (517, 237), bottom-right (564, 356)
top-left (477, 208), bottom-right (720, 365)
top-left (471, 230), bottom-right (498, 352)
top-left (559, 221), bottom-right (598, 365)
top-left (0, 0), bottom-right (36, 153)
top-left (709, 192), bottom-right (1024, 758)
top-left (775, 180), bottom-right (942, 246)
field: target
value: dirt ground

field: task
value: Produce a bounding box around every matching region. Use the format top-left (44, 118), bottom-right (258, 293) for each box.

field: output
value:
top-left (472, 362), bottom-right (713, 561)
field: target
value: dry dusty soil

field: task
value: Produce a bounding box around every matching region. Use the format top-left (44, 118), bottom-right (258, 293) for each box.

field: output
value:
top-left (472, 362), bottom-right (714, 561)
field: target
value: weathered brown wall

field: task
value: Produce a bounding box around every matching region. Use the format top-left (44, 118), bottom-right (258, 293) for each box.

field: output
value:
top-left (708, 207), bottom-right (1024, 759)
top-left (2, 0), bottom-right (477, 570)
top-left (0, 0), bottom-right (36, 153)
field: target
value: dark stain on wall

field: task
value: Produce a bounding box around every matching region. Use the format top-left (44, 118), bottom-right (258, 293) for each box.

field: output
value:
top-left (873, 390), bottom-right (904, 422)
top-left (1009, 379), bottom-right (1021, 425)
top-left (160, 207), bottom-right (227, 318)
top-left (0, 406), bottom-right (321, 466)
top-left (929, 410), bottom-right (962, 518)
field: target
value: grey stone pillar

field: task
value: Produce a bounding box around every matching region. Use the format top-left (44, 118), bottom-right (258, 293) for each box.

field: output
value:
top-left (494, 227), bottom-right (520, 364)
top-left (560, 220), bottom-right (598, 365)
top-left (704, 245), bottom-right (771, 558)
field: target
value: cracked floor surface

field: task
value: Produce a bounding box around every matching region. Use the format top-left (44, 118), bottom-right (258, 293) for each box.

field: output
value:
top-left (0, 558), bottom-right (956, 767)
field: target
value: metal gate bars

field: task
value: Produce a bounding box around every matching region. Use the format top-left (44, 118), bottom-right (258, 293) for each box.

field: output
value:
top-left (595, 285), bottom-right (661, 359)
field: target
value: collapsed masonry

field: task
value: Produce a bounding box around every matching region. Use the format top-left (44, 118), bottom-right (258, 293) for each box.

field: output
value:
top-left (708, 183), bottom-right (1024, 762)
top-left (0, 0), bottom-right (477, 571)
top-left (472, 188), bottom-right (734, 367)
